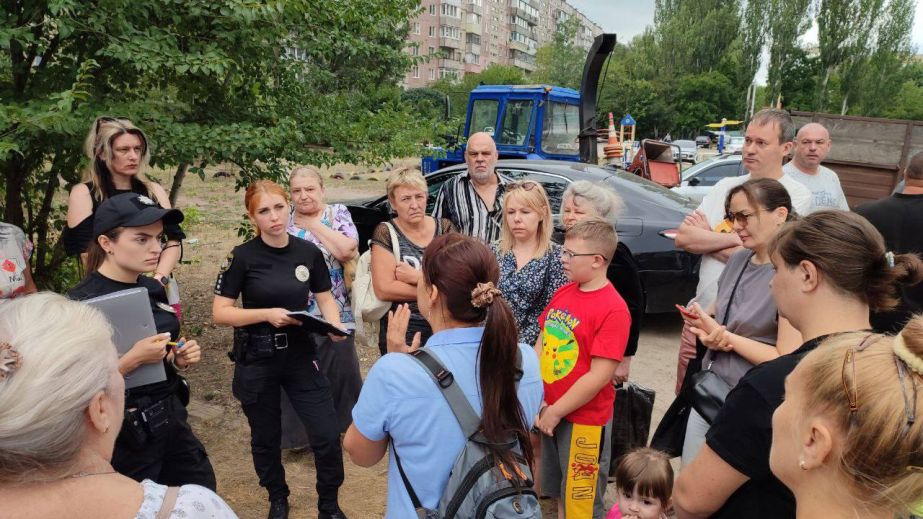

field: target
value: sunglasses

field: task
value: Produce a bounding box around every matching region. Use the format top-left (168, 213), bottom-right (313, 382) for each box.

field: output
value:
top-left (506, 180), bottom-right (540, 192)
top-left (94, 116), bottom-right (131, 134)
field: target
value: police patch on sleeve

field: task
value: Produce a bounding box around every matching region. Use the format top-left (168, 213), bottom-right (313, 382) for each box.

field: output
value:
top-left (295, 264), bottom-right (310, 282)
top-left (214, 252), bottom-right (234, 294)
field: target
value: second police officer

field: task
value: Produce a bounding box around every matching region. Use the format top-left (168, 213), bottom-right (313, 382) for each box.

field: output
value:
top-left (212, 180), bottom-right (348, 519)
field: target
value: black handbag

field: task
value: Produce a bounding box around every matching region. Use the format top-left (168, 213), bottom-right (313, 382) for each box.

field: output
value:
top-left (689, 251), bottom-right (752, 425)
top-left (690, 363), bottom-right (731, 424)
top-left (609, 382), bottom-right (656, 473)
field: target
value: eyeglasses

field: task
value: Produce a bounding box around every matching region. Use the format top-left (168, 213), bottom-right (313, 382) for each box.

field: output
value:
top-left (560, 247), bottom-right (607, 262)
top-left (506, 180), bottom-right (539, 192)
top-left (725, 209), bottom-right (764, 226)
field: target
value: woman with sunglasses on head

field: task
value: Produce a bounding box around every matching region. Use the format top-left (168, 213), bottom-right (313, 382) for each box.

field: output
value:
top-left (213, 180), bottom-right (348, 519)
top-left (674, 210), bottom-right (923, 519)
top-left (492, 180), bottom-right (567, 348)
top-left (67, 192), bottom-right (214, 490)
top-left (769, 320), bottom-right (923, 519)
top-left (678, 178), bottom-right (803, 465)
top-left (64, 117), bottom-right (184, 296)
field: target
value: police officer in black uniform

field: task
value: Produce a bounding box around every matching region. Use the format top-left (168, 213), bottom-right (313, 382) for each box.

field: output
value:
top-left (212, 180), bottom-right (348, 519)
top-left (68, 192), bottom-right (215, 489)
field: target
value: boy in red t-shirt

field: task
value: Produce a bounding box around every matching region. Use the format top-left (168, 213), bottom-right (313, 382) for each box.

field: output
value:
top-left (535, 218), bottom-right (631, 518)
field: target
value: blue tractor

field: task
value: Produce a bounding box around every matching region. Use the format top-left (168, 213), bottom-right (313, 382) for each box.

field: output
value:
top-left (421, 34), bottom-right (616, 173)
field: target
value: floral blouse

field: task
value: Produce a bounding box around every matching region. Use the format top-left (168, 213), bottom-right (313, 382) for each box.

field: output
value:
top-left (0, 222), bottom-right (32, 303)
top-left (492, 242), bottom-right (569, 346)
top-left (136, 479), bottom-right (238, 518)
top-left (287, 204), bottom-right (359, 324)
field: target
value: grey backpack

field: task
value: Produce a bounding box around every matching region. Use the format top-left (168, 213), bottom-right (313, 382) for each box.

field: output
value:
top-left (393, 349), bottom-right (541, 519)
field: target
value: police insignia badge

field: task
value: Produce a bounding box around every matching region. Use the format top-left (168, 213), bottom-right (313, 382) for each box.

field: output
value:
top-left (295, 265), bottom-right (310, 282)
top-left (136, 195), bottom-right (156, 206)
top-left (214, 252), bottom-right (233, 294)
top-left (219, 253), bottom-right (234, 273)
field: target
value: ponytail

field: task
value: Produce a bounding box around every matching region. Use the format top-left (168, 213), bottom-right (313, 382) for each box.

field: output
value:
top-left (479, 292), bottom-right (534, 468)
top-left (422, 234), bottom-right (534, 470)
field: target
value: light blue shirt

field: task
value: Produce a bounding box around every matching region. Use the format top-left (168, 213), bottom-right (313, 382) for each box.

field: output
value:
top-left (352, 327), bottom-right (543, 518)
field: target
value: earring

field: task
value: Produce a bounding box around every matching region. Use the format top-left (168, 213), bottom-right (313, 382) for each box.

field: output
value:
top-left (106, 250), bottom-right (114, 255)
top-left (799, 456), bottom-right (807, 470)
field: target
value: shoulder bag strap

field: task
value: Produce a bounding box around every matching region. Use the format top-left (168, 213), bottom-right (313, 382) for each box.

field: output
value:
top-left (384, 221), bottom-right (401, 262)
top-left (721, 251), bottom-right (753, 326)
top-left (155, 486), bottom-right (179, 519)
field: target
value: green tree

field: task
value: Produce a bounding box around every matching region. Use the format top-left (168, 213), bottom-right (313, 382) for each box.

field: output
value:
top-left (654, 0), bottom-right (742, 77)
top-left (764, 0), bottom-right (812, 105)
top-left (1, 0), bottom-right (429, 288)
top-left (532, 18), bottom-right (585, 89)
top-left (883, 80), bottom-right (923, 120)
top-left (672, 72), bottom-right (738, 137)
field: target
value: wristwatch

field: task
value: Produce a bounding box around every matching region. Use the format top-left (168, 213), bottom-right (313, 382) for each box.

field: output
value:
top-left (154, 274), bottom-right (169, 286)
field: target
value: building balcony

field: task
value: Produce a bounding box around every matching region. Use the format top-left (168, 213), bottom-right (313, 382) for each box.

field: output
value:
top-left (466, 43), bottom-right (481, 54)
top-left (439, 58), bottom-right (465, 70)
top-left (512, 58), bottom-right (536, 72)
top-left (441, 15), bottom-right (462, 28)
top-left (465, 21), bottom-right (482, 34)
top-left (439, 37), bottom-right (463, 50)
top-left (509, 39), bottom-right (528, 52)
top-left (466, 2), bottom-right (482, 15)
top-left (443, 0), bottom-right (461, 5)
top-left (511, 7), bottom-right (538, 25)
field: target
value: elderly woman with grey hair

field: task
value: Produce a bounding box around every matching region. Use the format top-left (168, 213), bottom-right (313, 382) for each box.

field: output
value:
top-left (0, 293), bottom-right (237, 518)
top-left (560, 180), bottom-right (643, 383)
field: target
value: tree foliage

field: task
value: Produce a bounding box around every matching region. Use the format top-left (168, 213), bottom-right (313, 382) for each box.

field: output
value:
top-left (1, 0), bottom-right (433, 288)
top-left (533, 18), bottom-right (585, 90)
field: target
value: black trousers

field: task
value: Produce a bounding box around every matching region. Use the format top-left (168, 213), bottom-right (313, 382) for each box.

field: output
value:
top-left (113, 394), bottom-right (216, 490)
top-left (281, 333), bottom-right (364, 449)
top-left (233, 342), bottom-right (344, 512)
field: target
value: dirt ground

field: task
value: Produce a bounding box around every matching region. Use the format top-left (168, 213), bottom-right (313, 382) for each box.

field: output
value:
top-left (165, 169), bottom-right (683, 519)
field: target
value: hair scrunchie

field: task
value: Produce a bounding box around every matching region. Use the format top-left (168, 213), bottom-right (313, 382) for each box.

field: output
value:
top-left (0, 342), bottom-right (22, 382)
top-left (471, 282), bottom-right (502, 308)
top-left (893, 333), bottom-right (923, 376)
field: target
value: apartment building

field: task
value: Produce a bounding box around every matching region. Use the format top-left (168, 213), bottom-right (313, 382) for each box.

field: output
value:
top-left (402, 0), bottom-right (603, 88)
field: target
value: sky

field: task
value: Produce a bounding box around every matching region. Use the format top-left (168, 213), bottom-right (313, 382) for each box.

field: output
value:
top-left (568, 0), bottom-right (923, 52)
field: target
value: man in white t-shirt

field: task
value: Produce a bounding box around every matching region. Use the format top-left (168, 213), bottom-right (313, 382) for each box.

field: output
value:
top-left (672, 109), bottom-right (811, 388)
top-left (783, 122), bottom-right (850, 211)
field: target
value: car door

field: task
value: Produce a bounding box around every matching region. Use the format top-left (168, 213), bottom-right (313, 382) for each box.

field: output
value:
top-left (685, 162), bottom-right (742, 202)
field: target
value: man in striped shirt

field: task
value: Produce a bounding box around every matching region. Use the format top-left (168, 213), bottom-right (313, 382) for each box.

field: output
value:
top-left (432, 132), bottom-right (508, 243)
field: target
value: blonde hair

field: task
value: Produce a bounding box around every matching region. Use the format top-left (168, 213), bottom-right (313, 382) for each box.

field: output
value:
top-left (82, 117), bottom-right (153, 201)
top-left (386, 167), bottom-right (427, 200)
top-left (289, 165), bottom-right (325, 188)
top-left (245, 180), bottom-right (290, 236)
top-left (561, 180), bottom-right (624, 226)
top-left (498, 182), bottom-right (553, 258)
top-left (564, 217), bottom-right (618, 263)
top-left (0, 293), bottom-right (118, 482)
top-left (797, 319), bottom-right (923, 515)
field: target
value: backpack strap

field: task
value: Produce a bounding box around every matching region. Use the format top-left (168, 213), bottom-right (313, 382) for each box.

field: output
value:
top-left (392, 440), bottom-right (426, 513)
top-left (408, 349), bottom-right (482, 439)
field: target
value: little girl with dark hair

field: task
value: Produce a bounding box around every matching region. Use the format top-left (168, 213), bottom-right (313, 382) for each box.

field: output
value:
top-left (608, 448), bottom-right (673, 519)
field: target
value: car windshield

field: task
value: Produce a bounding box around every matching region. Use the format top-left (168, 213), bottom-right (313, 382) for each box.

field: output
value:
top-left (541, 101), bottom-right (579, 156)
top-left (675, 140), bottom-right (696, 150)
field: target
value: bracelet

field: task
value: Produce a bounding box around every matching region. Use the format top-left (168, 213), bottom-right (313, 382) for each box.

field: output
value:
top-left (171, 356), bottom-right (189, 371)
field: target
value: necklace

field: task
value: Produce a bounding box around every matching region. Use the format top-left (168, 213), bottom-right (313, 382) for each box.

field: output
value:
top-left (68, 469), bottom-right (117, 479)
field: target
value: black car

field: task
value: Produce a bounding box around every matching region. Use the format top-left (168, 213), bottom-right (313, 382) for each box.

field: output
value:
top-left (695, 135), bottom-right (712, 148)
top-left (345, 160), bottom-right (700, 313)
